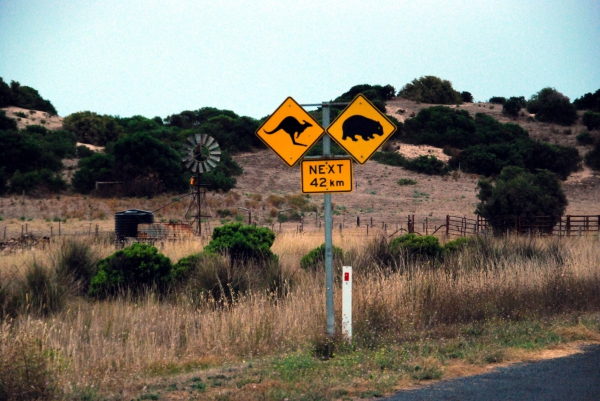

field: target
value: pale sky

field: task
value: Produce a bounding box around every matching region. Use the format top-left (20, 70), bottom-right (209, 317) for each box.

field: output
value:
top-left (1, 0), bottom-right (599, 119)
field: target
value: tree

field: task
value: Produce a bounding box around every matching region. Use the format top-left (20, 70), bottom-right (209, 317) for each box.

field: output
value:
top-left (582, 111), bottom-right (600, 131)
top-left (584, 141), bottom-right (600, 171)
top-left (527, 87), bottom-right (578, 126)
top-left (63, 111), bottom-right (124, 146)
top-left (475, 167), bottom-right (567, 233)
top-left (460, 91), bottom-right (473, 103)
top-left (0, 78), bottom-right (57, 114)
top-left (71, 153), bottom-right (115, 193)
top-left (112, 132), bottom-right (187, 196)
top-left (398, 76), bottom-right (462, 104)
top-left (573, 89), bottom-right (600, 112)
top-left (502, 96), bottom-right (523, 117)
top-left (0, 110), bottom-right (17, 130)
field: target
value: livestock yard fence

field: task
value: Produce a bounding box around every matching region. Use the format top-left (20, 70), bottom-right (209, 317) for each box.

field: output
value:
top-left (1, 214), bottom-right (599, 251)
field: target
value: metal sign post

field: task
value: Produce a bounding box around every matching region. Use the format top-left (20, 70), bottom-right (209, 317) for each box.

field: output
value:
top-left (322, 103), bottom-right (335, 337)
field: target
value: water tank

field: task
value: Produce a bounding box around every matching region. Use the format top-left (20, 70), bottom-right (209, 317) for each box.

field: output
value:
top-left (115, 209), bottom-right (154, 238)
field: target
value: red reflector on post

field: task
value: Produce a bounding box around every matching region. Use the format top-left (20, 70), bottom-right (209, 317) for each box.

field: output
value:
top-left (344, 272), bottom-right (350, 281)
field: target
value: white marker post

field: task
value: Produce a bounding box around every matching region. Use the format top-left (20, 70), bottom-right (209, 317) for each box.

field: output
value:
top-left (342, 266), bottom-right (352, 340)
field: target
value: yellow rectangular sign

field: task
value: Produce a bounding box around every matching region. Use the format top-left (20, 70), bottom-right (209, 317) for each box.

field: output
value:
top-left (301, 158), bottom-right (353, 193)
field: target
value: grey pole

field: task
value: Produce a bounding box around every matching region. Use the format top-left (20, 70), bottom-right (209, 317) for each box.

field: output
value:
top-left (323, 103), bottom-right (334, 337)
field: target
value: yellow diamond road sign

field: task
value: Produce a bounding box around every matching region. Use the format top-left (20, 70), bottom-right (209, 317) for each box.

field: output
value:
top-left (327, 94), bottom-right (397, 165)
top-left (301, 158), bottom-right (353, 193)
top-left (256, 97), bottom-right (324, 167)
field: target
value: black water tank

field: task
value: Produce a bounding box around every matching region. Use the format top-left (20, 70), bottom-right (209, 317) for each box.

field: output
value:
top-left (115, 209), bottom-right (154, 238)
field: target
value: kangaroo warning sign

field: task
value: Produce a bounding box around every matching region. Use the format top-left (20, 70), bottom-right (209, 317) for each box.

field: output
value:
top-left (327, 94), bottom-right (397, 165)
top-left (256, 97), bottom-right (324, 167)
top-left (301, 158), bottom-right (353, 193)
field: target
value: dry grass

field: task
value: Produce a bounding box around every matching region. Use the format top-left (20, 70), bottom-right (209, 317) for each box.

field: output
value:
top-left (0, 234), bottom-right (599, 399)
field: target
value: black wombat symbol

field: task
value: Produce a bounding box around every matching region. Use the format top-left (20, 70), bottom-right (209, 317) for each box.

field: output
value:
top-left (342, 115), bottom-right (383, 141)
top-left (264, 116), bottom-right (313, 147)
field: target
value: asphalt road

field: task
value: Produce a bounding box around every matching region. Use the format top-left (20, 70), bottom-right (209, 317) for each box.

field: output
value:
top-left (386, 344), bottom-right (600, 401)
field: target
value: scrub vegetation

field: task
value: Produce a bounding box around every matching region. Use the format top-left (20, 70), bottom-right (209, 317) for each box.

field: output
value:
top-left (1, 232), bottom-right (599, 400)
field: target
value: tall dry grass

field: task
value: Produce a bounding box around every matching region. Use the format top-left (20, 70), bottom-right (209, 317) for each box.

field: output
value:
top-left (0, 233), bottom-right (599, 397)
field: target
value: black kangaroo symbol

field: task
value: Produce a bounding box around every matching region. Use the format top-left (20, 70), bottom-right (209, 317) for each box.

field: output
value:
top-left (264, 116), bottom-right (312, 147)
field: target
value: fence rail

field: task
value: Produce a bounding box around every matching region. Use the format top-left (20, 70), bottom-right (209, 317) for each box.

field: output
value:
top-left (2, 214), bottom-right (599, 251)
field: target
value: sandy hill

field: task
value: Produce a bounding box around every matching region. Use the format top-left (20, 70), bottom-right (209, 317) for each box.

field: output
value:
top-left (1, 106), bottom-right (63, 130)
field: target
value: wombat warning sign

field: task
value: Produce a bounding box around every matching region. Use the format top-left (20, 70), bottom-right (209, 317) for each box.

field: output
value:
top-left (326, 94), bottom-right (397, 164)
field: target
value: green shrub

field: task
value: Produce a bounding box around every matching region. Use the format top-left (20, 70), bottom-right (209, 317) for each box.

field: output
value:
top-left (397, 178), bottom-right (417, 186)
top-left (300, 243), bottom-right (344, 271)
top-left (576, 131), bottom-right (594, 145)
top-left (582, 111), bottom-right (600, 131)
top-left (502, 97), bottom-right (523, 117)
top-left (76, 144), bottom-right (94, 158)
top-left (389, 234), bottom-right (444, 259)
top-left (204, 223), bottom-right (276, 264)
top-left (444, 237), bottom-right (472, 253)
top-left (489, 97), bottom-right (506, 105)
top-left (404, 155), bottom-right (448, 175)
top-left (460, 91), bottom-right (473, 103)
top-left (0, 110), bottom-right (18, 130)
top-left (526, 87), bottom-right (578, 126)
top-left (573, 89), bottom-right (600, 111)
top-left (89, 243), bottom-right (172, 298)
top-left (9, 168), bottom-right (67, 194)
top-left (398, 76), bottom-right (462, 104)
top-left (371, 152), bottom-right (448, 176)
top-left (584, 141), bottom-right (600, 170)
top-left (475, 166), bottom-right (567, 233)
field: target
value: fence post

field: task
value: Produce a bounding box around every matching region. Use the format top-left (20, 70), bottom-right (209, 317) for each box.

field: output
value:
top-left (59, 221), bottom-right (61, 236)
top-left (446, 215), bottom-right (449, 237)
top-left (357, 216), bottom-right (360, 227)
top-left (567, 215), bottom-right (571, 236)
top-left (51, 226), bottom-right (53, 237)
top-left (579, 225), bottom-right (582, 237)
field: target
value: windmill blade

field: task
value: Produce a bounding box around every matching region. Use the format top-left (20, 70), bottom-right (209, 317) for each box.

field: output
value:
top-left (187, 136), bottom-right (196, 146)
top-left (186, 159), bottom-right (195, 169)
top-left (209, 148), bottom-right (221, 156)
top-left (205, 136), bottom-right (214, 148)
top-left (210, 155), bottom-right (221, 163)
top-left (195, 134), bottom-right (201, 144)
top-left (201, 134), bottom-right (207, 145)
top-left (206, 159), bottom-right (217, 169)
top-left (208, 142), bottom-right (219, 150)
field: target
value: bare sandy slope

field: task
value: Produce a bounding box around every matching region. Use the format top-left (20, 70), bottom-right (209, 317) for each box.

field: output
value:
top-left (1, 106), bottom-right (63, 130)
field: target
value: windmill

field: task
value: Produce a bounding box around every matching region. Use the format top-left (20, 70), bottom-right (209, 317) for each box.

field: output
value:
top-left (181, 134), bottom-right (221, 235)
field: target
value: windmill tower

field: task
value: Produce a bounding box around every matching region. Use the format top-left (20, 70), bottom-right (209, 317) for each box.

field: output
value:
top-left (181, 134), bottom-right (221, 235)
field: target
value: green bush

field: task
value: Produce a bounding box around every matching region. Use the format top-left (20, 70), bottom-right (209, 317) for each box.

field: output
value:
top-left (502, 97), bottom-right (523, 117)
top-left (584, 141), bottom-right (600, 170)
top-left (204, 223), bottom-right (276, 264)
top-left (389, 234), bottom-right (444, 259)
top-left (76, 144), bottom-right (94, 158)
top-left (475, 166), bottom-right (568, 233)
top-left (300, 243), bottom-right (344, 271)
top-left (0, 78), bottom-right (57, 114)
top-left (443, 237), bottom-right (472, 253)
top-left (371, 152), bottom-right (448, 176)
top-left (526, 87), bottom-right (578, 126)
top-left (19, 260), bottom-right (71, 316)
top-left (89, 243), bottom-right (173, 298)
top-left (460, 91), bottom-right (473, 103)
top-left (576, 131), bottom-right (594, 146)
top-left (0, 110), bottom-right (17, 130)
top-left (397, 178), bottom-right (417, 186)
top-left (398, 76), bottom-right (462, 104)
top-left (582, 111), bottom-right (600, 131)
top-left (489, 97), bottom-right (506, 105)
top-left (573, 89), bottom-right (600, 112)
top-left (9, 169), bottom-right (67, 194)
top-left (63, 111), bottom-right (124, 146)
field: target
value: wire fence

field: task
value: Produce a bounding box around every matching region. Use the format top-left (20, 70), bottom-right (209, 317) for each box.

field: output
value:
top-left (2, 213), bottom-right (599, 251)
